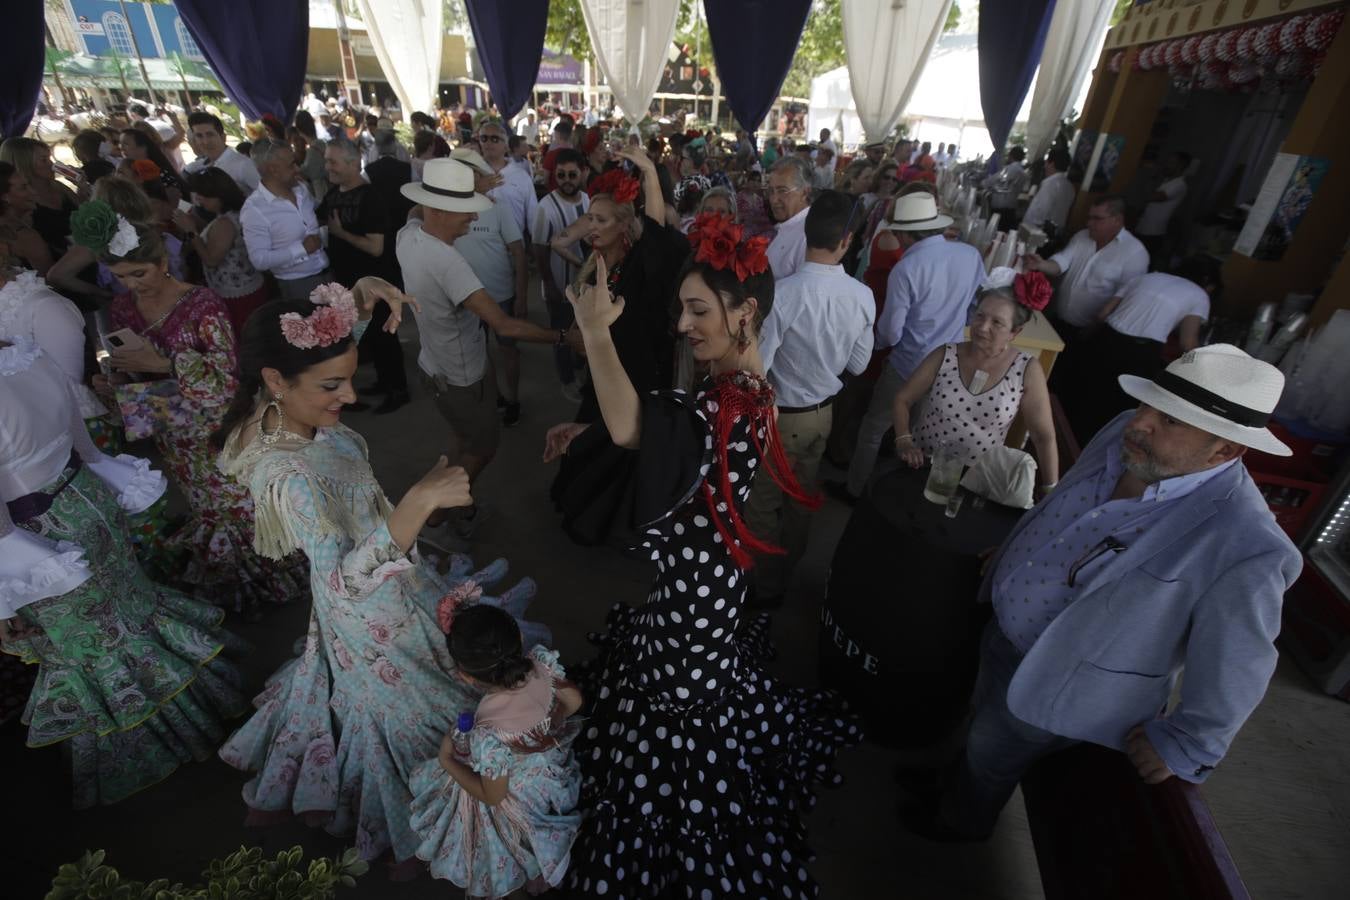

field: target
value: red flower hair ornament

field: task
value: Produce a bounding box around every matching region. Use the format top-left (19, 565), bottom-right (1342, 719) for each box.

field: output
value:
top-left (1013, 271), bottom-right (1052, 312)
top-left (586, 168), bottom-right (640, 204)
top-left (687, 212), bottom-right (770, 282)
top-left (129, 159), bottom-right (162, 183)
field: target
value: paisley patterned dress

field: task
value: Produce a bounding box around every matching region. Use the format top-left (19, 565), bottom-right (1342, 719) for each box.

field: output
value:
top-left (109, 286), bottom-right (307, 611)
top-left (217, 424), bottom-right (543, 864)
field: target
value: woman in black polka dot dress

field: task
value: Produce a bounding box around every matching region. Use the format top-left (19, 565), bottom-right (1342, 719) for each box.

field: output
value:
top-left (559, 217), bottom-right (861, 899)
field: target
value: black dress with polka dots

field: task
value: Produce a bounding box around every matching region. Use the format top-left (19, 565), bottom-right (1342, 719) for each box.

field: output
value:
top-left (567, 379), bottom-right (861, 899)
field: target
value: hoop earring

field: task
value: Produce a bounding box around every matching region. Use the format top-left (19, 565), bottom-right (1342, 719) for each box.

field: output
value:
top-left (260, 392), bottom-right (285, 445)
top-left (735, 320), bottom-right (750, 352)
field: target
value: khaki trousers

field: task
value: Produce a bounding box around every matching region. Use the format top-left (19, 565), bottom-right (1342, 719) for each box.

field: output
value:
top-left (745, 405), bottom-right (832, 598)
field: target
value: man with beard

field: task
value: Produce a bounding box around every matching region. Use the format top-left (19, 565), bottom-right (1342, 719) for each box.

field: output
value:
top-left (904, 344), bottom-right (1301, 842)
top-left (531, 149), bottom-right (591, 401)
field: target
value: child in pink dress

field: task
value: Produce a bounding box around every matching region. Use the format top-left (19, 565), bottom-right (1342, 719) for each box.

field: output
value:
top-left (409, 603), bottom-right (583, 899)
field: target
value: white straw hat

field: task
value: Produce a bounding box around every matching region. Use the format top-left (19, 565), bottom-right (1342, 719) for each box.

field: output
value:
top-left (1118, 343), bottom-right (1290, 456)
top-left (882, 194), bottom-right (953, 232)
top-left (449, 146), bottom-right (493, 174)
top-left (401, 159), bottom-right (493, 213)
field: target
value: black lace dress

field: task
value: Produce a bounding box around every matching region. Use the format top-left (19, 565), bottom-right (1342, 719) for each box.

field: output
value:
top-left (567, 374), bottom-right (861, 899)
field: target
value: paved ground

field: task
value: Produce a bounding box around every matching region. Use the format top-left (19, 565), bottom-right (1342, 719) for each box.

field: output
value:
top-left (4, 292), bottom-right (1348, 899)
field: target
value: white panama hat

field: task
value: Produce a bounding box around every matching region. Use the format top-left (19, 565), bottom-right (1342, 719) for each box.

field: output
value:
top-left (1118, 343), bottom-right (1291, 456)
top-left (400, 158), bottom-right (493, 213)
top-left (882, 193), bottom-right (953, 232)
top-left (449, 146), bottom-right (492, 174)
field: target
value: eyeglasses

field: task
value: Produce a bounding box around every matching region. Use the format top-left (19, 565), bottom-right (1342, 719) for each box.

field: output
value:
top-left (767, 185), bottom-right (803, 197)
top-left (479, 134), bottom-right (505, 143)
top-left (556, 171), bottom-right (582, 181)
top-left (1066, 536), bottom-right (1127, 587)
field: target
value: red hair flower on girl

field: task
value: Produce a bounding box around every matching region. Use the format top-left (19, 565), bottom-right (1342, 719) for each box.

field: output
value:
top-left (587, 169), bottom-right (640, 204)
top-left (687, 213), bottom-right (770, 281)
top-left (436, 580), bottom-right (483, 634)
top-left (278, 283), bottom-right (357, 349)
top-left (1014, 271), bottom-right (1052, 312)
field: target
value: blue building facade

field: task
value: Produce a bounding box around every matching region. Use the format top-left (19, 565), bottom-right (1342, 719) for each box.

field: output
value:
top-left (67, 0), bottom-right (205, 61)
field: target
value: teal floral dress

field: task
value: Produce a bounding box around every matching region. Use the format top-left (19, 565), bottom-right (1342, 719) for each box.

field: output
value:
top-left (217, 424), bottom-right (544, 864)
top-left (409, 646), bottom-right (583, 898)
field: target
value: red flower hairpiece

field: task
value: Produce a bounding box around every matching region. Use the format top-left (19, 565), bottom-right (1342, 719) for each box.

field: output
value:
top-left (586, 168), bottom-right (640, 203)
top-left (130, 159), bottom-right (161, 183)
top-left (1013, 271), bottom-right (1052, 312)
top-left (436, 580), bottom-right (482, 634)
top-left (687, 212), bottom-right (770, 281)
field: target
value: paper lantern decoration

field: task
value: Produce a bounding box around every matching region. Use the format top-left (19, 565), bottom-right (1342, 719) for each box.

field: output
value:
top-left (1228, 62), bottom-right (1261, 86)
top-left (1137, 45), bottom-right (1159, 71)
top-left (1236, 27), bottom-right (1260, 60)
top-left (1216, 29), bottom-right (1242, 62)
top-left (1305, 9), bottom-right (1344, 53)
top-left (1163, 39), bottom-right (1185, 68)
top-left (1197, 33), bottom-right (1221, 63)
top-left (1280, 14), bottom-right (1310, 54)
top-left (1180, 35), bottom-right (1202, 65)
top-left (1199, 61), bottom-right (1228, 90)
top-left (1253, 23), bottom-right (1282, 59)
top-left (1109, 50), bottom-right (1124, 74)
top-left (1275, 53), bottom-right (1311, 80)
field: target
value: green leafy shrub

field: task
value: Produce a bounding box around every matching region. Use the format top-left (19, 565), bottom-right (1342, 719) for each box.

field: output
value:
top-left (46, 845), bottom-right (368, 900)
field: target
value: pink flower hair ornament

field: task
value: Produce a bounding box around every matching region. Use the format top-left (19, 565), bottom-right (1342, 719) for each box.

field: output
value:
top-left (436, 580), bottom-right (483, 634)
top-left (278, 283), bottom-right (358, 349)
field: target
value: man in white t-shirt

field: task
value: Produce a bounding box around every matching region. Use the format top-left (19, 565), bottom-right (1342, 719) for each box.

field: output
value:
top-left (397, 159), bottom-right (579, 522)
top-left (449, 147), bottom-right (530, 426)
top-left (531, 149), bottom-right (591, 399)
top-left (1025, 194), bottom-right (1149, 340)
top-left (477, 119), bottom-right (538, 240)
top-left (817, 128), bottom-right (839, 172)
top-left (1021, 148), bottom-right (1076, 237)
top-left (1136, 151), bottom-right (1191, 266)
top-left (1051, 255), bottom-right (1217, 444)
top-left (184, 111), bottom-right (260, 195)
top-left (515, 110), bottom-right (540, 143)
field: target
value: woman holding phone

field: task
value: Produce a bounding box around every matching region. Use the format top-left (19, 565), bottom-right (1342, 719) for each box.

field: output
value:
top-left (72, 201), bottom-right (307, 618)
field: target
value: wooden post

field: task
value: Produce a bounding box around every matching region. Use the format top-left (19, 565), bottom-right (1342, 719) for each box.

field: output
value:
top-left (333, 0), bottom-right (363, 108)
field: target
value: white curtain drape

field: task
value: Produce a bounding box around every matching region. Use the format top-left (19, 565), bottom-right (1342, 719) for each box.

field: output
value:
top-left (579, 0), bottom-right (680, 126)
top-left (1024, 0), bottom-right (1115, 162)
top-left (842, 0), bottom-right (954, 142)
top-left (356, 0), bottom-right (443, 118)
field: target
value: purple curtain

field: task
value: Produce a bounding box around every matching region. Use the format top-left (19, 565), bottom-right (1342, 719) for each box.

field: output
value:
top-left (979, 0), bottom-right (1058, 159)
top-left (704, 0), bottom-right (813, 132)
top-left (175, 0), bottom-right (308, 122)
top-left (3, 0), bottom-right (45, 138)
top-left (464, 0), bottom-right (549, 121)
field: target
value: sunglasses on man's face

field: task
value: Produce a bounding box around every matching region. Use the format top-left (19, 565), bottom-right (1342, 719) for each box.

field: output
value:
top-left (480, 134), bottom-right (505, 143)
top-left (556, 170), bottom-right (582, 181)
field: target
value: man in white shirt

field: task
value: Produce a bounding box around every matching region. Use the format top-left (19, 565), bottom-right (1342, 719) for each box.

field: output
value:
top-left (1025, 194), bottom-right (1150, 339)
top-left (766, 156), bottom-right (813, 280)
top-left (839, 194), bottom-right (985, 499)
top-left (1021, 148), bottom-right (1076, 237)
top-left (818, 128), bottom-right (839, 172)
top-left (1052, 255), bottom-right (1217, 447)
top-left (983, 145), bottom-right (1028, 228)
top-left (240, 138), bottom-right (329, 300)
top-left (515, 110), bottom-right (540, 143)
top-left (1136, 151), bottom-right (1191, 266)
top-left (477, 119), bottom-right (538, 241)
top-left (184, 112), bottom-right (260, 195)
top-left (812, 147), bottom-right (836, 190)
top-left (750, 191), bottom-right (875, 606)
top-left (532, 149), bottom-right (591, 399)
top-left (398, 159), bottom-right (578, 516)
top-left (302, 83), bottom-right (327, 121)
top-left (450, 148), bottom-right (530, 426)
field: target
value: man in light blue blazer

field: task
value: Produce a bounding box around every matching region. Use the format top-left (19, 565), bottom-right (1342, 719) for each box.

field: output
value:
top-left (910, 344), bottom-right (1302, 840)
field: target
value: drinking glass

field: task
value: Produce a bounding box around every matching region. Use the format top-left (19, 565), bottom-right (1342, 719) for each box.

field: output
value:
top-left (924, 442), bottom-right (965, 505)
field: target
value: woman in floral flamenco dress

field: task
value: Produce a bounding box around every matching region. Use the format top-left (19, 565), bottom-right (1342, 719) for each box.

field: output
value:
top-left (69, 202), bottom-right (308, 613)
top-left (560, 217), bottom-right (861, 898)
top-left (216, 281), bottom-right (545, 868)
top-left (0, 336), bottom-right (247, 807)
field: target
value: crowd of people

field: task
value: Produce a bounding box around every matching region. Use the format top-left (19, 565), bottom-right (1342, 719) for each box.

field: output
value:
top-left (0, 87), bottom-right (1301, 900)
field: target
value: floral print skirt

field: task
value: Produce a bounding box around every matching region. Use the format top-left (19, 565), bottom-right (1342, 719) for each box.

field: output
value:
top-left (2, 464), bottom-right (249, 808)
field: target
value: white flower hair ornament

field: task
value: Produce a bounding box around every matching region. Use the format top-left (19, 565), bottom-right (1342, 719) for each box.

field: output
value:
top-left (106, 215), bottom-right (141, 258)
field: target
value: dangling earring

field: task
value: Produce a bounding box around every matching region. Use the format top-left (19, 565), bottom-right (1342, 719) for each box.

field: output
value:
top-left (735, 320), bottom-right (750, 352)
top-left (260, 391), bottom-right (285, 445)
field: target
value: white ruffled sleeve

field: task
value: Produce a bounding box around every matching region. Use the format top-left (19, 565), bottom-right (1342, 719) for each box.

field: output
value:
top-left (0, 504), bottom-right (92, 618)
top-left (85, 454), bottom-right (168, 514)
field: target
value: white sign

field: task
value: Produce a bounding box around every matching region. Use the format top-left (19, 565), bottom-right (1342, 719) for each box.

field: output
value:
top-left (1234, 152), bottom-right (1299, 258)
top-left (75, 21), bottom-right (104, 35)
top-left (350, 35), bottom-right (376, 57)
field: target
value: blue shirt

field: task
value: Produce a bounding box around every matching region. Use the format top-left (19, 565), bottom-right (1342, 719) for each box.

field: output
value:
top-left (993, 440), bottom-right (1239, 653)
top-left (877, 235), bottom-right (984, 381)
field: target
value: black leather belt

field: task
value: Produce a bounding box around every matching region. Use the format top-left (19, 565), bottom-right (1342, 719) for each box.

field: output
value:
top-left (778, 397), bottom-right (834, 415)
top-left (7, 451), bottom-right (81, 525)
